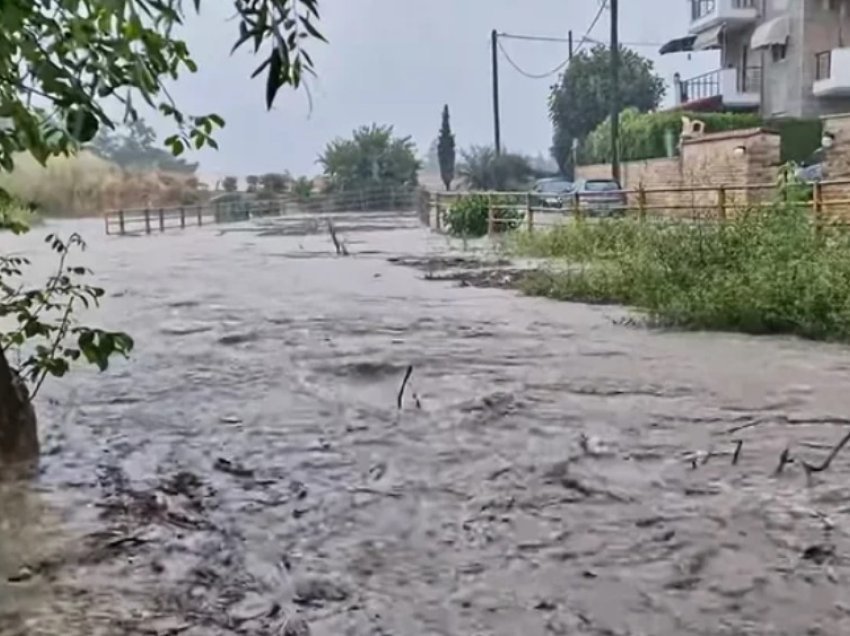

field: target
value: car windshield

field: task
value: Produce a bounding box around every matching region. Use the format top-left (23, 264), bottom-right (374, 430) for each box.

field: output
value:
top-left (536, 179), bottom-right (573, 193)
top-left (584, 180), bottom-right (620, 192)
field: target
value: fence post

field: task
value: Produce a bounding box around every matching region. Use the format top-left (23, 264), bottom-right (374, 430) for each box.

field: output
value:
top-left (144, 208), bottom-right (151, 234)
top-left (572, 192), bottom-right (581, 220)
top-left (158, 208), bottom-right (165, 232)
top-left (197, 205), bottom-right (203, 226)
top-left (487, 193), bottom-right (495, 237)
top-left (813, 181), bottom-right (823, 234)
top-left (118, 210), bottom-right (126, 235)
top-left (180, 206), bottom-right (186, 229)
top-left (638, 185), bottom-right (647, 222)
top-left (526, 192), bottom-right (534, 232)
top-left (717, 186), bottom-right (727, 221)
top-left (434, 193), bottom-right (441, 231)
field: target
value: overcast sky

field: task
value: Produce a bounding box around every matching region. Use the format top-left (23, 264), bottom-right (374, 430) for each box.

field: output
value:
top-left (156, 1), bottom-right (718, 181)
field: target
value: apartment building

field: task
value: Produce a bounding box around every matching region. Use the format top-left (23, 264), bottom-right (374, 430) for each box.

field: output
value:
top-left (662, 0), bottom-right (850, 118)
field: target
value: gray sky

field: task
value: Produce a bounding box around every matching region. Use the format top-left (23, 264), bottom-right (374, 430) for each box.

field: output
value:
top-left (158, 1), bottom-right (718, 181)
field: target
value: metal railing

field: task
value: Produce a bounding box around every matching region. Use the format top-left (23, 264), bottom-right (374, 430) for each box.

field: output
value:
top-left (681, 69), bottom-right (721, 102)
top-left (691, 0), bottom-right (716, 20)
top-left (739, 66), bottom-right (762, 93)
top-left (103, 186), bottom-right (426, 235)
top-left (816, 51), bottom-right (832, 80)
top-left (427, 180), bottom-right (850, 236)
top-left (691, 0), bottom-right (755, 21)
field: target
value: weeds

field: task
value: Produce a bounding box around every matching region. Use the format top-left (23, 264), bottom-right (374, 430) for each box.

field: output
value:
top-left (511, 204), bottom-right (850, 341)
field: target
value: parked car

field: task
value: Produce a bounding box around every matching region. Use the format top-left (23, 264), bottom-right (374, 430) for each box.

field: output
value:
top-left (531, 177), bottom-right (574, 208)
top-left (571, 178), bottom-right (627, 217)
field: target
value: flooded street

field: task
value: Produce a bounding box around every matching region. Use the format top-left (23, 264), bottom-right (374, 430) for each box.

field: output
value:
top-left (3, 212), bottom-right (850, 635)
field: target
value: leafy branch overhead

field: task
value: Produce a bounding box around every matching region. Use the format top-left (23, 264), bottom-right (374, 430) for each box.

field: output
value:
top-left (0, 233), bottom-right (133, 399)
top-left (0, 0), bottom-right (325, 172)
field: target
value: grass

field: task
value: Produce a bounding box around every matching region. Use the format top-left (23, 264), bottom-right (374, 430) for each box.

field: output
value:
top-left (508, 204), bottom-right (850, 342)
top-left (0, 201), bottom-right (41, 232)
top-left (0, 152), bottom-right (203, 217)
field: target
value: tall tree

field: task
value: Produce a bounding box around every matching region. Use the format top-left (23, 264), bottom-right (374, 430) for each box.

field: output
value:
top-left (245, 175), bottom-right (260, 193)
top-left (458, 146), bottom-right (533, 191)
top-left (437, 105), bottom-right (456, 191)
top-left (549, 44), bottom-right (664, 176)
top-left (222, 176), bottom-right (239, 192)
top-left (0, 0), bottom-right (326, 468)
top-left (89, 118), bottom-right (199, 174)
top-left (319, 124), bottom-right (420, 209)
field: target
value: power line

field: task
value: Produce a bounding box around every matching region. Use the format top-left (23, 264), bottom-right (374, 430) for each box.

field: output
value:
top-left (498, 32), bottom-right (571, 44)
top-left (500, 31), bottom-right (664, 48)
top-left (573, 0), bottom-right (608, 57)
top-left (496, 38), bottom-right (570, 79)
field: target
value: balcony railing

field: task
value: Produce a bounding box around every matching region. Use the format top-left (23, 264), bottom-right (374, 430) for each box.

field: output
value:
top-left (692, 0), bottom-right (715, 20)
top-left (739, 66), bottom-right (762, 93)
top-left (677, 67), bottom-right (761, 106)
top-left (691, 0), bottom-right (756, 21)
top-left (816, 51), bottom-right (832, 81)
top-left (680, 70), bottom-right (721, 102)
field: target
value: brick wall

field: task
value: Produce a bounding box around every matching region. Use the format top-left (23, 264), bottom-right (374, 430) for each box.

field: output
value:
top-left (822, 114), bottom-right (850, 210)
top-left (576, 128), bottom-right (781, 217)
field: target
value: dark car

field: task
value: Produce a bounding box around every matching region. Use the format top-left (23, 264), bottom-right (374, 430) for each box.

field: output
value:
top-left (531, 178), bottom-right (574, 208)
top-left (571, 178), bottom-right (627, 217)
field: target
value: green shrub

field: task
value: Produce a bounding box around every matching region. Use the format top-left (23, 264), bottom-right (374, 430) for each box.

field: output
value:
top-left (511, 204), bottom-right (850, 341)
top-left (580, 108), bottom-right (761, 164)
top-left (442, 194), bottom-right (522, 237)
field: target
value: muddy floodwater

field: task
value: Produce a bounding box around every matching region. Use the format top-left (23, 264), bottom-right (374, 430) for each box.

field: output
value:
top-left (4, 212), bottom-right (850, 635)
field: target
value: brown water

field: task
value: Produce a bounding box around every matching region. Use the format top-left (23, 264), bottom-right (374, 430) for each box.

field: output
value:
top-left (2, 212), bottom-right (850, 635)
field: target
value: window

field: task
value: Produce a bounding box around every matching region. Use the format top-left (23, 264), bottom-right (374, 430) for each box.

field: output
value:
top-left (771, 43), bottom-right (787, 62)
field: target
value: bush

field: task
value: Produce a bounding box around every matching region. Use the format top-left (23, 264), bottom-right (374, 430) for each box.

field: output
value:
top-left (511, 204), bottom-right (850, 341)
top-left (580, 108), bottom-right (761, 164)
top-left (442, 194), bottom-right (522, 238)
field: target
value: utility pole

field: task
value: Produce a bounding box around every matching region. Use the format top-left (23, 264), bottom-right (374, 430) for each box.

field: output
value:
top-left (609, 0), bottom-right (621, 182)
top-left (568, 30), bottom-right (573, 59)
top-left (491, 29), bottom-right (502, 155)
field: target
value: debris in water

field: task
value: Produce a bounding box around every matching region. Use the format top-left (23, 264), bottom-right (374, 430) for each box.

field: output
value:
top-left (213, 457), bottom-right (255, 478)
top-left (293, 575), bottom-right (350, 606)
top-left (801, 429), bottom-right (850, 477)
top-left (802, 543), bottom-right (835, 565)
top-left (397, 364), bottom-right (413, 409)
top-left (7, 566), bottom-right (33, 583)
top-left (775, 446), bottom-right (794, 475)
top-left (732, 439), bottom-right (743, 465)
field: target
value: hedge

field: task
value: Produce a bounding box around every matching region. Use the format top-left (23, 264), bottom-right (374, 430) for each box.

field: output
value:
top-left (579, 108), bottom-right (761, 165)
top-left (579, 108), bottom-right (823, 167)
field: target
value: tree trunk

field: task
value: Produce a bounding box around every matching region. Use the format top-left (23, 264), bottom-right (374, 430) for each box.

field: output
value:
top-left (0, 345), bottom-right (39, 469)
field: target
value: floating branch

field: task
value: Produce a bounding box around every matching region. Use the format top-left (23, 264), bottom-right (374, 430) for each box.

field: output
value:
top-left (774, 446), bottom-right (794, 475)
top-left (800, 429), bottom-right (850, 476)
top-left (397, 365), bottom-right (413, 409)
top-left (326, 220), bottom-right (348, 256)
top-left (732, 440), bottom-right (743, 466)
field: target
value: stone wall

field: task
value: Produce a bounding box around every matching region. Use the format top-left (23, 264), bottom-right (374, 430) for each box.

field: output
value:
top-left (576, 128), bottom-right (781, 217)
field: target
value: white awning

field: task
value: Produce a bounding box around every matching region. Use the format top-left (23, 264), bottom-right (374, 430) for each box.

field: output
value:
top-left (693, 25), bottom-right (724, 51)
top-left (750, 15), bottom-right (790, 49)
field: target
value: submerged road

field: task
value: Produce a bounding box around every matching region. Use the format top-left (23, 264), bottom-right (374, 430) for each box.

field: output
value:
top-left (1, 212), bottom-right (850, 635)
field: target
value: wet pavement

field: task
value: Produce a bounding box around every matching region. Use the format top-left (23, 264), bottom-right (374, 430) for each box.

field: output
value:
top-left (2, 211), bottom-right (850, 635)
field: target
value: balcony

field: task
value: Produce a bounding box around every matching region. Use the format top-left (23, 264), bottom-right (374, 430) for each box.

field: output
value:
top-left (675, 67), bottom-right (761, 109)
top-left (813, 48), bottom-right (850, 97)
top-left (689, 0), bottom-right (758, 34)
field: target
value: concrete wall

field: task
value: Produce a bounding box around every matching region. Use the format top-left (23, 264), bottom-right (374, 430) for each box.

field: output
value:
top-left (799, 0), bottom-right (850, 117)
top-left (576, 128), bottom-right (781, 216)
